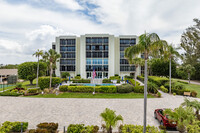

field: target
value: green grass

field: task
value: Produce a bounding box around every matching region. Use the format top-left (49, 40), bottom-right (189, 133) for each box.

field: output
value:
top-left (172, 79), bottom-right (200, 98)
top-left (28, 92), bottom-right (155, 99)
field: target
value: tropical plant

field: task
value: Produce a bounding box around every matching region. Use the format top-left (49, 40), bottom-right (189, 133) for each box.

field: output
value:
top-left (33, 49), bottom-right (43, 87)
top-left (182, 98), bottom-right (200, 120)
top-left (164, 44), bottom-right (182, 93)
top-left (183, 64), bottom-right (195, 84)
top-left (100, 108), bottom-right (123, 133)
top-left (124, 57), bottom-right (144, 86)
top-left (61, 72), bottom-right (70, 78)
top-left (125, 32), bottom-right (167, 132)
top-left (164, 106), bottom-right (195, 133)
top-left (43, 49), bottom-right (61, 88)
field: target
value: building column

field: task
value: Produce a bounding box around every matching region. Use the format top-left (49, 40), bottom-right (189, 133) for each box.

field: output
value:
top-left (0, 75), bottom-right (2, 83)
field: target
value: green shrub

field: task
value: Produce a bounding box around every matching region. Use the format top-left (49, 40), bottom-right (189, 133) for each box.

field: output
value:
top-left (117, 84), bottom-right (133, 93)
top-left (177, 80), bottom-right (189, 84)
top-left (0, 121), bottom-right (28, 132)
top-left (157, 92), bottom-right (161, 97)
top-left (102, 79), bottom-right (112, 83)
top-left (74, 76), bottom-right (81, 79)
top-left (71, 79), bottom-right (90, 83)
top-left (68, 86), bottom-right (117, 93)
top-left (61, 72), bottom-right (70, 78)
top-left (16, 82), bottom-right (23, 88)
top-left (59, 85), bottom-right (68, 92)
top-left (37, 122), bottom-right (58, 133)
top-left (38, 77), bottom-right (61, 90)
top-left (133, 86), bottom-right (144, 93)
top-left (174, 84), bottom-right (185, 90)
top-left (191, 91), bottom-right (197, 97)
top-left (122, 124), bottom-right (161, 133)
top-left (28, 88), bottom-right (39, 93)
top-left (137, 75), bottom-right (144, 82)
top-left (173, 93), bottom-right (176, 96)
top-left (96, 86), bottom-right (117, 93)
top-left (160, 86), bottom-right (168, 93)
top-left (0, 91), bottom-right (22, 96)
top-left (148, 76), bottom-right (169, 86)
top-left (124, 75), bottom-right (134, 79)
top-left (127, 79), bottom-right (140, 86)
top-left (81, 125), bottom-right (99, 133)
top-left (147, 82), bottom-right (158, 94)
top-left (172, 88), bottom-right (190, 95)
top-left (29, 129), bottom-right (48, 133)
top-left (110, 76), bottom-right (121, 80)
top-left (67, 124), bottom-right (85, 133)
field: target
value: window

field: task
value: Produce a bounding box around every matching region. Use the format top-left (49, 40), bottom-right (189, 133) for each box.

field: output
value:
top-left (120, 52), bottom-right (124, 58)
top-left (86, 45), bottom-right (91, 50)
top-left (103, 65), bottom-right (108, 71)
top-left (104, 59), bottom-right (108, 64)
top-left (105, 45), bottom-right (108, 50)
top-left (104, 52), bottom-right (108, 58)
top-left (120, 59), bottom-right (129, 64)
top-left (86, 59), bottom-right (91, 64)
top-left (103, 37), bottom-right (108, 43)
top-left (86, 52), bottom-right (91, 58)
top-left (86, 38), bottom-right (91, 43)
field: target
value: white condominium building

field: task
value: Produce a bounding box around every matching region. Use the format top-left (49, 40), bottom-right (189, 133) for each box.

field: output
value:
top-left (52, 34), bottom-right (141, 79)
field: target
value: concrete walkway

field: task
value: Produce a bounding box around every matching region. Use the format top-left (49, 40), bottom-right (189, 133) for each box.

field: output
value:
top-left (178, 79), bottom-right (200, 85)
top-left (0, 91), bottom-right (198, 131)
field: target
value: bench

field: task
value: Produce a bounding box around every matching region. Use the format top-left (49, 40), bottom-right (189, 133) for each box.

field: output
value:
top-left (184, 92), bottom-right (191, 96)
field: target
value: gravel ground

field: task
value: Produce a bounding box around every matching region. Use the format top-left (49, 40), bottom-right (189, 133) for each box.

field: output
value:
top-left (0, 92), bottom-right (199, 131)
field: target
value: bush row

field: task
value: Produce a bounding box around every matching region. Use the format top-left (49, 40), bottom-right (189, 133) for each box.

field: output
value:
top-left (61, 78), bottom-right (90, 83)
top-left (177, 80), bottom-right (189, 84)
top-left (102, 79), bottom-right (120, 83)
top-left (121, 124), bottom-right (162, 133)
top-left (67, 86), bottom-right (117, 93)
top-left (38, 77), bottom-right (61, 90)
top-left (67, 124), bottom-right (99, 133)
top-left (127, 79), bottom-right (140, 86)
top-left (0, 91), bottom-right (22, 96)
top-left (137, 75), bottom-right (144, 82)
top-left (0, 121), bottom-right (28, 132)
top-left (148, 76), bottom-right (169, 87)
top-left (29, 122), bottom-right (58, 133)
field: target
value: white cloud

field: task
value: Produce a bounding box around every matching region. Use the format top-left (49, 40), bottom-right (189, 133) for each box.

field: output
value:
top-left (54, 0), bottom-right (83, 10)
top-left (0, 0), bottom-right (200, 64)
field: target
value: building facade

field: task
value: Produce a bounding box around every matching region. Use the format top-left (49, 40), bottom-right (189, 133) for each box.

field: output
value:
top-left (52, 34), bottom-right (141, 79)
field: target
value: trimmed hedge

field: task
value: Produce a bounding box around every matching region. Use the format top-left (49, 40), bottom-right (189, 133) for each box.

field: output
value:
top-left (59, 85), bottom-right (68, 92)
top-left (28, 88), bottom-right (39, 93)
top-left (37, 122), bottom-right (58, 133)
top-left (68, 86), bottom-right (117, 93)
top-left (0, 121), bottom-right (28, 132)
top-left (102, 79), bottom-right (120, 83)
top-left (122, 124), bottom-right (162, 133)
top-left (110, 76), bottom-right (121, 80)
top-left (177, 80), bottom-right (189, 84)
top-left (172, 88), bottom-right (190, 95)
top-left (133, 86), bottom-right (144, 93)
top-left (38, 77), bottom-right (61, 90)
top-left (148, 76), bottom-right (169, 86)
top-left (127, 79), bottom-right (140, 86)
top-left (137, 75), bottom-right (144, 82)
top-left (71, 79), bottom-right (90, 83)
top-left (117, 84), bottom-right (133, 93)
top-left (67, 124), bottom-right (99, 133)
top-left (160, 85), bottom-right (168, 93)
top-left (0, 91), bottom-right (22, 96)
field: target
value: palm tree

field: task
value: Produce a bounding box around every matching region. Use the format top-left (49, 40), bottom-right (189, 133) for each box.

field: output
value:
top-left (125, 32), bottom-right (167, 133)
top-left (184, 64), bottom-right (195, 84)
top-left (164, 44), bottom-right (181, 94)
top-left (44, 49), bottom-right (61, 88)
top-left (100, 108), bottom-right (123, 133)
top-left (164, 106), bottom-right (195, 133)
top-left (124, 56), bottom-right (144, 86)
top-left (182, 98), bottom-right (200, 120)
top-left (33, 49), bottom-right (43, 87)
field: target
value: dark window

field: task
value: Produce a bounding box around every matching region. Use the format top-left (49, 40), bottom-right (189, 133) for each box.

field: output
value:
top-left (86, 38), bottom-right (91, 43)
top-left (120, 59), bottom-right (129, 64)
top-left (52, 45), bottom-right (56, 50)
top-left (86, 52), bottom-right (92, 58)
top-left (86, 45), bottom-right (91, 50)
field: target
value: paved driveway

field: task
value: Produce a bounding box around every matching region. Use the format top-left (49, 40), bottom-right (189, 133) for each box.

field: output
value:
top-left (0, 92), bottom-right (198, 130)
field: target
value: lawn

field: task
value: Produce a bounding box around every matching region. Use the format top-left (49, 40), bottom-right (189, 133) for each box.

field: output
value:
top-left (172, 79), bottom-right (200, 98)
top-left (28, 92), bottom-right (155, 99)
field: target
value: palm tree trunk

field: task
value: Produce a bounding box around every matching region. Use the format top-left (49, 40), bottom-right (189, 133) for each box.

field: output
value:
top-left (36, 57), bottom-right (39, 87)
top-left (169, 57), bottom-right (171, 94)
top-left (143, 58), bottom-right (148, 133)
top-left (49, 62), bottom-right (53, 89)
top-left (135, 66), bottom-right (137, 86)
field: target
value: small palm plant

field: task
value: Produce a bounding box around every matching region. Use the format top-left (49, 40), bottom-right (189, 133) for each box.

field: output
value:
top-left (164, 106), bottom-right (195, 133)
top-left (182, 98), bottom-right (200, 120)
top-left (100, 108), bottom-right (123, 133)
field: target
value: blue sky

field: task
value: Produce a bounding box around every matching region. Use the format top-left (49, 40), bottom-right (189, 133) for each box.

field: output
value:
top-left (0, 0), bottom-right (200, 64)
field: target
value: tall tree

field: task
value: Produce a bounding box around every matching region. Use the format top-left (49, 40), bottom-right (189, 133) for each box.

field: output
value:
top-left (100, 108), bottom-right (123, 133)
top-left (181, 18), bottom-right (200, 66)
top-left (184, 64), bottom-right (195, 84)
top-left (33, 49), bottom-right (43, 87)
top-left (44, 49), bottom-right (61, 88)
top-left (125, 32), bottom-right (167, 133)
top-left (18, 62), bottom-right (46, 85)
top-left (164, 44), bottom-right (181, 94)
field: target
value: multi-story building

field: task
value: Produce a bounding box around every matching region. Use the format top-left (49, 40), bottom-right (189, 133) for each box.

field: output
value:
top-left (52, 34), bottom-right (141, 79)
